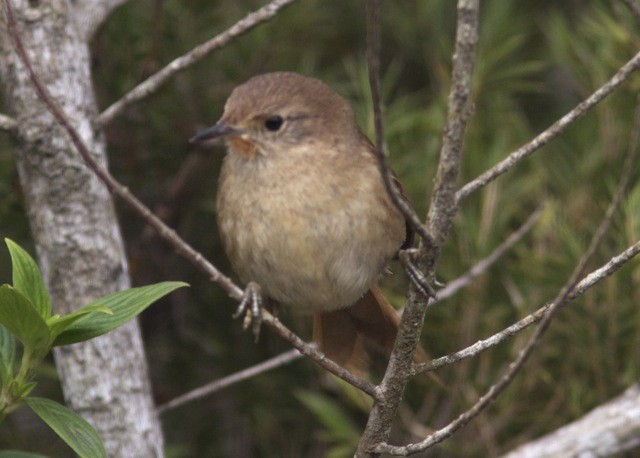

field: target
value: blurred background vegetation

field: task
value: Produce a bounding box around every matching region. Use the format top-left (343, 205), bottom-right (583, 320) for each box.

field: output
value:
top-left (1, 0), bottom-right (640, 456)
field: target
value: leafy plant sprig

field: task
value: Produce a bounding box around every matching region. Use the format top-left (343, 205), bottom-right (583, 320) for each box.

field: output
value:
top-left (0, 238), bottom-right (187, 457)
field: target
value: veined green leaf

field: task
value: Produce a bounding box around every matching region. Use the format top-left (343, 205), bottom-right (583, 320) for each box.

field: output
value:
top-left (5, 239), bottom-right (51, 319)
top-left (47, 305), bottom-right (112, 340)
top-left (53, 282), bottom-right (187, 346)
top-left (0, 323), bottom-right (15, 388)
top-left (24, 397), bottom-right (106, 458)
top-left (0, 285), bottom-right (51, 353)
top-left (17, 381), bottom-right (37, 398)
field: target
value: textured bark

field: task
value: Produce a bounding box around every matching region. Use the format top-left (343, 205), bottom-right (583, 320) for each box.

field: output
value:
top-left (0, 1), bottom-right (163, 456)
top-left (502, 383), bottom-right (640, 458)
top-left (72, 0), bottom-right (128, 41)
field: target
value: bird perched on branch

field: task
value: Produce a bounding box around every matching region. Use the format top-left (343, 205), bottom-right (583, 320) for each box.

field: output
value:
top-left (191, 72), bottom-right (417, 372)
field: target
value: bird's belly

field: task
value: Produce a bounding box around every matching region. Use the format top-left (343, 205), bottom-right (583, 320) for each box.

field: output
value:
top-left (217, 154), bottom-right (404, 312)
top-left (221, 208), bottom-right (385, 312)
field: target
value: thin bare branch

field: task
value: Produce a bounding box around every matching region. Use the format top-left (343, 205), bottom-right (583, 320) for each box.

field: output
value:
top-left (365, 0), bottom-right (434, 248)
top-left (434, 207), bottom-right (543, 302)
top-left (96, 0), bottom-right (300, 126)
top-left (4, 0), bottom-right (376, 396)
top-left (262, 312), bottom-right (378, 397)
top-left (6, 0), bottom-right (242, 300)
top-left (377, 95), bottom-right (640, 456)
top-left (366, 0), bottom-right (384, 151)
top-left (379, 242), bottom-right (640, 454)
top-left (0, 113), bottom-right (17, 131)
top-left (158, 349), bottom-right (302, 414)
top-left (356, 1), bottom-right (480, 455)
top-left (417, 105), bottom-right (640, 374)
top-left (425, 0), bottom-right (478, 247)
top-left (412, 237), bottom-right (640, 376)
top-left (456, 50), bottom-right (640, 203)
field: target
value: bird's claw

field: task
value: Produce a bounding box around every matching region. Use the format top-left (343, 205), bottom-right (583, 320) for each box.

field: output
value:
top-left (233, 281), bottom-right (263, 342)
top-left (399, 248), bottom-right (439, 300)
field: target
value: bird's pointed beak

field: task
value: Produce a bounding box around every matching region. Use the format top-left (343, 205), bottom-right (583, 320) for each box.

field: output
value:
top-left (189, 121), bottom-right (239, 144)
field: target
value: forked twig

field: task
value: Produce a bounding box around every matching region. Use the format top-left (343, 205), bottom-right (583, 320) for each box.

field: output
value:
top-left (96, 0), bottom-right (301, 126)
top-left (412, 238), bottom-right (640, 377)
top-left (376, 94), bottom-right (640, 456)
top-left (356, 1), bottom-right (480, 455)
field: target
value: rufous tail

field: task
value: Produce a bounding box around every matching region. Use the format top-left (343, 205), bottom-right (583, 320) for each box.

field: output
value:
top-left (313, 285), bottom-right (421, 373)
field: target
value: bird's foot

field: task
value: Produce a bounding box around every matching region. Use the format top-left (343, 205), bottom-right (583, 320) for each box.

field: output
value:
top-left (233, 281), bottom-right (264, 342)
top-left (399, 248), bottom-right (440, 300)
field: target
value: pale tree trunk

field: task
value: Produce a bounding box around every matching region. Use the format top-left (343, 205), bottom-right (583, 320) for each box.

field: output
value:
top-left (502, 383), bottom-right (640, 458)
top-left (0, 1), bottom-right (163, 456)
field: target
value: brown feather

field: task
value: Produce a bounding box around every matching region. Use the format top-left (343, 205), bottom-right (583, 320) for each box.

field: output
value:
top-left (313, 285), bottom-right (414, 373)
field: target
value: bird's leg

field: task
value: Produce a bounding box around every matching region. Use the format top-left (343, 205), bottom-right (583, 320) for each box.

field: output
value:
top-left (399, 248), bottom-right (440, 300)
top-left (233, 281), bottom-right (264, 342)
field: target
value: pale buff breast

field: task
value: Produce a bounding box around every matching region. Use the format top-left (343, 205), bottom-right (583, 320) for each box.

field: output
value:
top-left (216, 147), bottom-right (405, 312)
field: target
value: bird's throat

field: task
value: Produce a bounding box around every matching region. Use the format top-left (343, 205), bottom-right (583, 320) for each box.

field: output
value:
top-left (227, 138), bottom-right (259, 159)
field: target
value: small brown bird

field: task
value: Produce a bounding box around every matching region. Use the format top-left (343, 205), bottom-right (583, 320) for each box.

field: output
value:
top-left (191, 72), bottom-right (413, 371)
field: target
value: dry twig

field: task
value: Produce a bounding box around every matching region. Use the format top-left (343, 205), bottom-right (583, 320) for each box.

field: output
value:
top-left (364, 0), bottom-right (433, 248)
top-left (356, 1), bottom-right (480, 455)
top-left (434, 207), bottom-right (543, 302)
top-left (376, 92), bottom-right (640, 457)
top-left (412, 238), bottom-right (640, 377)
top-left (456, 50), bottom-right (640, 203)
top-left (96, 0), bottom-right (300, 126)
top-left (157, 349), bottom-right (303, 414)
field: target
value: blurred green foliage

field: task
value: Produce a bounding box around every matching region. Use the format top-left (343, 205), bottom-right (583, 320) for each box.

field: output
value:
top-left (1, 0), bottom-right (639, 456)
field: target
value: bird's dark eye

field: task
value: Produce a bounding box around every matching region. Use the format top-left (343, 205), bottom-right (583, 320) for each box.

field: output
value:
top-left (264, 115), bottom-right (284, 132)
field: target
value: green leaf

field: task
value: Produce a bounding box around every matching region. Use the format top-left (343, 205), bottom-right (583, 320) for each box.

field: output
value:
top-left (16, 380), bottom-right (37, 398)
top-left (47, 305), bottom-right (112, 340)
top-left (24, 397), bottom-right (106, 458)
top-left (53, 282), bottom-right (188, 346)
top-left (0, 451), bottom-right (50, 458)
top-left (0, 323), bottom-right (15, 388)
top-left (5, 239), bottom-right (51, 319)
top-left (0, 285), bottom-right (51, 353)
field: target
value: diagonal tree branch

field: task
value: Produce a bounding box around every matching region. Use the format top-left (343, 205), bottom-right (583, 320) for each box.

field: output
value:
top-left (365, 0), bottom-right (433, 248)
top-left (413, 97), bottom-right (640, 375)
top-left (456, 50), bottom-right (640, 203)
top-left (366, 0), bottom-right (384, 152)
top-left (433, 206), bottom-right (543, 302)
top-left (4, 0), bottom-right (376, 398)
top-left (157, 349), bottom-right (303, 414)
top-left (377, 217), bottom-right (639, 454)
top-left (155, 199), bottom-right (543, 414)
top-left (356, 1), bottom-right (480, 456)
top-left (376, 92), bottom-right (640, 456)
top-left (412, 237), bottom-right (640, 376)
top-left (96, 0), bottom-right (300, 126)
